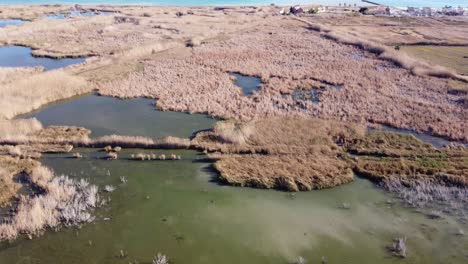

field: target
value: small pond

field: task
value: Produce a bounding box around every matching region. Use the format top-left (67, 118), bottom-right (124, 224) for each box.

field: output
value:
top-left (0, 46), bottom-right (85, 71)
top-left (231, 73), bottom-right (261, 95)
top-left (0, 19), bottom-right (25, 28)
top-left (45, 10), bottom-right (114, 19)
top-left (22, 94), bottom-right (217, 138)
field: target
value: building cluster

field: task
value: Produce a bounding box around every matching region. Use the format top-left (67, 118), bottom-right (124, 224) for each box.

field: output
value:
top-left (278, 4), bottom-right (467, 17)
top-left (365, 5), bottom-right (467, 17)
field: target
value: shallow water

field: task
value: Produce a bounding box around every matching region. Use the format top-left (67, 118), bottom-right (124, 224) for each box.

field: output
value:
top-left (0, 19), bottom-right (25, 28)
top-left (374, 125), bottom-right (465, 148)
top-left (231, 73), bottom-right (261, 95)
top-left (0, 149), bottom-right (466, 263)
top-left (22, 94), bottom-right (217, 138)
top-left (45, 10), bottom-right (114, 19)
top-left (5, 95), bottom-right (468, 263)
top-left (0, 46), bottom-right (85, 71)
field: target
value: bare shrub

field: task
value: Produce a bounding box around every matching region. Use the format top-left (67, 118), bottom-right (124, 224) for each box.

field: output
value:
top-left (390, 237), bottom-right (407, 258)
top-left (0, 166), bottom-right (100, 241)
top-left (382, 177), bottom-right (468, 216)
top-left (153, 253), bottom-right (169, 264)
top-left (103, 185), bottom-right (115, 192)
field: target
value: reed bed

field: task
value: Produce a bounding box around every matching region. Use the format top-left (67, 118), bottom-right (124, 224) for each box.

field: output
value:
top-left (193, 118), bottom-right (360, 191)
top-left (0, 70), bottom-right (91, 119)
top-left (100, 23), bottom-right (467, 142)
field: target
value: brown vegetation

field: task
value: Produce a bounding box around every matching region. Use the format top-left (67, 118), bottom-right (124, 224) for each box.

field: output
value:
top-left (191, 117), bottom-right (467, 192)
top-left (193, 118), bottom-right (362, 191)
top-left (0, 69), bottom-right (91, 119)
top-left (294, 17), bottom-right (468, 82)
top-left (351, 131), bottom-right (468, 186)
top-left (0, 5), bottom-right (277, 58)
top-left (100, 21), bottom-right (467, 142)
top-left (0, 165), bottom-right (100, 241)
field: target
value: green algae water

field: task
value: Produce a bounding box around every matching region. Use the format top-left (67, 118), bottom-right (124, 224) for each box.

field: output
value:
top-left (0, 149), bottom-right (466, 263)
top-left (4, 96), bottom-right (468, 263)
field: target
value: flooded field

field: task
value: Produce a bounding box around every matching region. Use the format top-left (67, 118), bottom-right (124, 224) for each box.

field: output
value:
top-left (22, 94), bottom-right (216, 138)
top-left (0, 46), bottom-right (85, 70)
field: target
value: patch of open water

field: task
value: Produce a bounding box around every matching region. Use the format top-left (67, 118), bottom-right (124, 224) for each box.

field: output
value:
top-left (3, 95), bottom-right (467, 263)
top-left (231, 73), bottom-right (261, 96)
top-left (21, 94), bottom-right (217, 138)
top-left (0, 19), bottom-right (25, 28)
top-left (0, 46), bottom-right (85, 71)
top-left (45, 10), bottom-right (114, 19)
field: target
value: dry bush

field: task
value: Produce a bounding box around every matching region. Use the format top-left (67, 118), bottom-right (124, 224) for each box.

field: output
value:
top-left (0, 145), bottom-right (42, 159)
top-left (0, 155), bottom-right (39, 206)
top-left (213, 121), bottom-right (254, 145)
top-left (0, 165), bottom-right (100, 241)
top-left (0, 168), bottom-right (21, 207)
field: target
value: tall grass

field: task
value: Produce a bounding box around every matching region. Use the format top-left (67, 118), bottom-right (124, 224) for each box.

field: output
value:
top-left (0, 70), bottom-right (91, 119)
